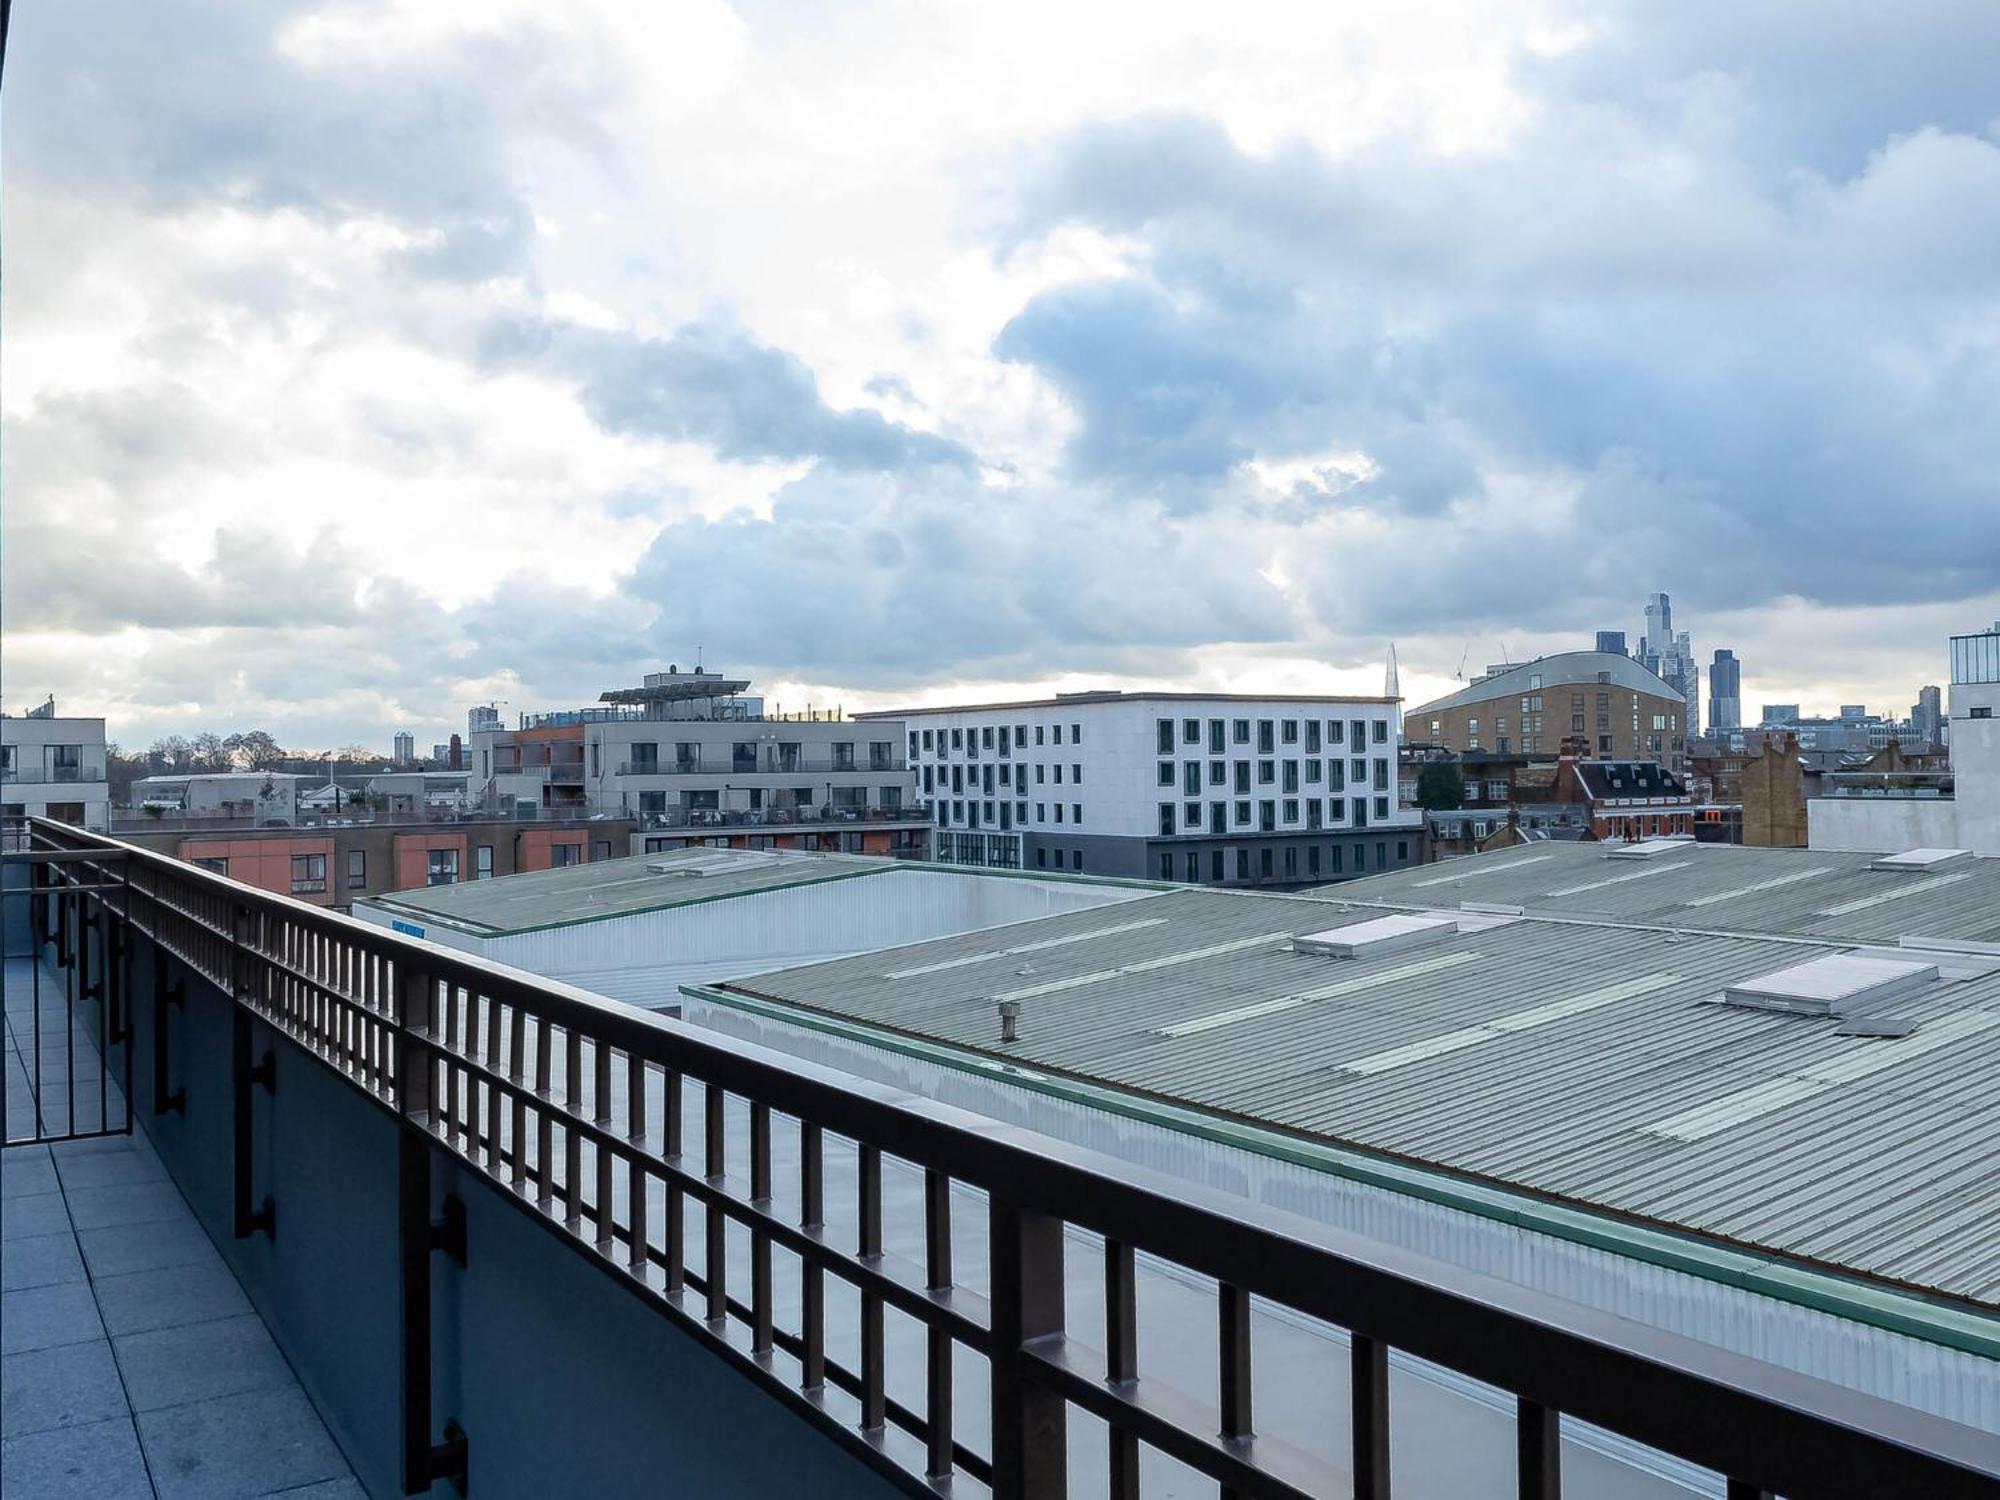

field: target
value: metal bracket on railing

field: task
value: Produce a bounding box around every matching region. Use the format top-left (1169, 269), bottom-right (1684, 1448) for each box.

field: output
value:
top-left (165, 977), bottom-right (187, 1010)
top-left (426, 1421), bottom-right (470, 1497)
top-left (244, 1194), bottom-right (277, 1240)
top-left (250, 1052), bottom-right (277, 1095)
top-left (429, 1195), bottom-right (468, 1267)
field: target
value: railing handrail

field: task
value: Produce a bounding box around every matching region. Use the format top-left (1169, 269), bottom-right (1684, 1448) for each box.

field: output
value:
top-left (22, 816), bottom-right (2000, 1500)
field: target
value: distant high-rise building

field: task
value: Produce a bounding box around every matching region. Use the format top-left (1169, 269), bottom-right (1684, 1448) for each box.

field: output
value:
top-left (1761, 704), bottom-right (1800, 726)
top-left (1635, 593), bottom-right (1699, 738)
top-left (1708, 649), bottom-right (1742, 732)
top-left (1595, 630), bottom-right (1627, 656)
top-left (1911, 684), bottom-right (1943, 748)
top-left (468, 704), bottom-right (502, 739)
top-left (392, 730), bottom-right (415, 766)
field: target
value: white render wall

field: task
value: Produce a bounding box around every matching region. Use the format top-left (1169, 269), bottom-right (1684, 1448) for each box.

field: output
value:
top-left (1, 714), bottom-right (110, 831)
top-left (1808, 674), bottom-right (2000, 856)
top-left (888, 695), bottom-right (1420, 840)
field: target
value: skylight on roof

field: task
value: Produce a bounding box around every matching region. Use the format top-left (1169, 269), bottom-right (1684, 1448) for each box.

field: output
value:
top-left (1868, 848), bottom-right (1972, 872)
top-left (1722, 954), bottom-right (1937, 1018)
top-left (1292, 914), bottom-right (1455, 960)
top-left (1604, 837), bottom-right (1697, 862)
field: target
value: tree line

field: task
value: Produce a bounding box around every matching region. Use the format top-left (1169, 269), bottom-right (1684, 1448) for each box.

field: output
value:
top-left (105, 732), bottom-right (389, 801)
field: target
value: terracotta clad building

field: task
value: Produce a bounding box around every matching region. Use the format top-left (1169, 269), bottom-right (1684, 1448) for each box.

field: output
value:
top-left (116, 817), bottom-right (638, 908)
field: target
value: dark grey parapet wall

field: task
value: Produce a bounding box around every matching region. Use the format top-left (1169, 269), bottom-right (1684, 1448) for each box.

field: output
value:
top-left (114, 920), bottom-right (898, 1500)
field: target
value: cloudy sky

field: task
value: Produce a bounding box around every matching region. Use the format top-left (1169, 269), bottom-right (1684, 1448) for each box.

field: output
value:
top-left (4, 1), bottom-right (1996, 751)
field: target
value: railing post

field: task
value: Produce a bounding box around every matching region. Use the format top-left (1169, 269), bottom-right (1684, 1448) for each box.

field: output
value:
top-left (398, 961), bottom-right (468, 1497)
top-left (231, 1008), bottom-right (276, 1240)
top-left (1351, 1334), bottom-right (1391, 1500)
top-left (1518, 1399), bottom-right (1560, 1500)
top-left (989, 1197), bottom-right (1067, 1498)
top-left (153, 953), bottom-right (186, 1117)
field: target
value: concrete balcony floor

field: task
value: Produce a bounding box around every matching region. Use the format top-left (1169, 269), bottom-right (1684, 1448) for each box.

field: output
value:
top-left (4, 957), bottom-right (360, 1500)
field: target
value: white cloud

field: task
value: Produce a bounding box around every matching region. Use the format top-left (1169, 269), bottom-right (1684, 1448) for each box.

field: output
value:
top-left (4, 0), bottom-right (1995, 748)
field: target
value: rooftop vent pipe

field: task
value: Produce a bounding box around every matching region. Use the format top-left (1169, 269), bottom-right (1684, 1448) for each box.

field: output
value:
top-left (998, 998), bottom-right (1021, 1044)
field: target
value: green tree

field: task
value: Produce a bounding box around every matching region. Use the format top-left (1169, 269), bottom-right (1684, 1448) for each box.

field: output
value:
top-left (1415, 760), bottom-right (1465, 811)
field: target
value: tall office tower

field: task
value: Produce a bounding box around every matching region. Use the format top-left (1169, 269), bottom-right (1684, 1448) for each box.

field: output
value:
top-left (469, 704), bottom-right (502, 739)
top-left (393, 730), bottom-right (415, 766)
top-left (1636, 595), bottom-right (1698, 739)
top-left (1708, 649), bottom-right (1742, 731)
top-left (1641, 594), bottom-right (1672, 661)
top-left (1595, 630), bottom-right (1628, 655)
top-left (1912, 684), bottom-right (1943, 748)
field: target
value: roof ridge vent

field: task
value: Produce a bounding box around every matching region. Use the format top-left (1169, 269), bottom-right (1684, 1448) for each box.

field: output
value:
top-left (1723, 952), bottom-right (1938, 1018)
top-left (1869, 847), bottom-right (1971, 872)
top-left (1293, 913), bottom-right (1456, 959)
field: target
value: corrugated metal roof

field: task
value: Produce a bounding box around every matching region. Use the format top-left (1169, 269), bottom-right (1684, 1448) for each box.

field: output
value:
top-left (719, 877), bottom-right (2000, 1307)
top-left (1314, 842), bottom-right (2000, 946)
top-left (368, 847), bottom-right (900, 934)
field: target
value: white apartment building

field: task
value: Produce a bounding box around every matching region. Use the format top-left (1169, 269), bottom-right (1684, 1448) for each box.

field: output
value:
top-left (471, 667), bottom-right (928, 858)
top-left (866, 691), bottom-right (1422, 884)
top-left (129, 771), bottom-right (308, 824)
top-left (1, 701), bottom-right (110, 832)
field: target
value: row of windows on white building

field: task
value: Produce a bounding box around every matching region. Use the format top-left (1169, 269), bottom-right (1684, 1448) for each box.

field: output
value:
top-left (936, 793), bottom-right (1395, 833)
top-left (910, 714), bottom-right (1394, 760)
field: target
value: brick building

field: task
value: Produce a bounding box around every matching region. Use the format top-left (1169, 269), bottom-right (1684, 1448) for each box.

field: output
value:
top-left (1406, 651), bottom-right (1690, 770)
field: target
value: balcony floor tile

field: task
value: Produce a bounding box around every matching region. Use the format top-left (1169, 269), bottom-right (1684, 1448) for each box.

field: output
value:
top-left (76, 1218), bottom-right (222, 1280)
top-left (1, 1231), bottom-right (86, 1293)
top-left (2, 1282), bottom-right (106, 1355)
top-left (115, 1314), bottom-right (295, 1414)
top-left (93, 1260), bottom-right (252, 1338)
top-left (136, 1386), bottom-right (349, 1500)
top-left (1, 1339), bottom-right (128, 1438)
top-left (51, 1146), bottom-right (167, 1192)
top-left (1, 1148), bottom-right (59, 1199)
top-left (0, 1414), bottom-right (154, 1500)
top-left (62, 1181), bottom-right (195, 1234)
top-left (1, 1193), bottom-right (72, 1242)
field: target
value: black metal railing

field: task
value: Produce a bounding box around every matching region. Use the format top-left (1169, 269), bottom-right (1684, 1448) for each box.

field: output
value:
top-left (2, 836), bottom-right (135, 1145)
top-left (16, 817), bottom-right (2000, 1500)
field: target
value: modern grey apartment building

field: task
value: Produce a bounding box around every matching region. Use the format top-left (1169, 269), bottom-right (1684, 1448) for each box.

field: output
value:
top-left (470, 666), bottom-right (929, 857)
top-left (861, 690), bottom-right (1421, 884)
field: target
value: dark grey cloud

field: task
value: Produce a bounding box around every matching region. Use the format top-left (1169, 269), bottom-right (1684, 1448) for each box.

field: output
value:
top-left (482, 316), bottom-right (975, 472)
top-left (5, 524), bottom-right (366, 634)
top-left (621, 466), bottom-right (1292, 682)
top-left (4, 1), bottom-right (576, 284)
top-left (994, 66), bottom-right (2000, 628)
top-left (1530, 0), bottom-right (2000, 185)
